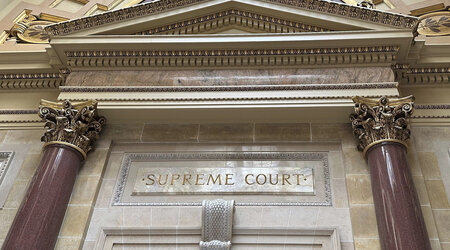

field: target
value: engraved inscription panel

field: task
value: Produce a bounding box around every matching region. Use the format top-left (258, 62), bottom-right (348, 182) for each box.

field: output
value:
top-left (133, 166), bottom-right (313, 195)
top-left (113, 152), bottom-right (331, 206)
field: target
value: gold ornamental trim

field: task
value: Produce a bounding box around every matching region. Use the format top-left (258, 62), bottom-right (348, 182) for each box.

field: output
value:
top-left (350, 96), bottom-right (414, 158)
top-left (40, 99), bottom-right (98, 111)
top-left (39, 99), bottom-right (106, 158)
top-left (352, 95), bottom-right (414, 107)
top-left (362, 139), bottom-right (408, 158)
top-left (43, 141), bottom-right (87, 160)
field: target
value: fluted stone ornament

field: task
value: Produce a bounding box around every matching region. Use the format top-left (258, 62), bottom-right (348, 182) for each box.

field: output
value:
top-left (350, 96), bottom-right (415, 157)
top-left (39, 99), bottom-right (106, 159)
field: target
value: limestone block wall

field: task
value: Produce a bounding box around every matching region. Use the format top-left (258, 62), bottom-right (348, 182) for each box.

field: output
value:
top-left (0, 123), bottom-right (449, 250)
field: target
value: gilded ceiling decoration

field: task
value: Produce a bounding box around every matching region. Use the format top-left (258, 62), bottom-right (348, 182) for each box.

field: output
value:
top-left (417, 11), bottom-right (450, 36)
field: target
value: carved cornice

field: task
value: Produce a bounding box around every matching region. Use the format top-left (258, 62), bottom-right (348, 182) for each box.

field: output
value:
top-left (135, 9), bottom-right (330, 35)
top-left (44, 0), bottom-right (417, 36)
top-left (415, 104), bottom-right (450, 109)
top-left (64, 95), bottom-right (398, 102)
top-left (411, 104), bottom-right (450, 120)
top-left (350, 96), bottom-right (415, 156)
top-left (0, 71), bottom-right (68, 89)
top-left (64, 46), bottom-right (399, 68)
top-left (393, 64), bottom-right (450, 84)
top-left (39, 100), bottom-right (106, 159)
top-left (0, 110), bottom-right (38, 115)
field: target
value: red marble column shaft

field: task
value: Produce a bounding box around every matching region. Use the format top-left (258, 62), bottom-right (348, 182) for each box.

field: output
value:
top-left (2, 144), bottom-right (83, 250)
top-left (366, 142), bottom-right (431, 250)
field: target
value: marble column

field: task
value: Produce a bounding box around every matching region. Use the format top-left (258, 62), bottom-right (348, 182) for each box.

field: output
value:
top-left (2, 100), bottom-right (105, 250)
top-left (350, 96), bottom-right (431, 250)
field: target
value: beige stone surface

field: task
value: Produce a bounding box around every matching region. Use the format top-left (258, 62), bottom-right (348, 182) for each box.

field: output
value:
top-left (102, 153), bottom-right (123, 180)
top-left (3, 129), bottom-right (44, 153)
top-left (433, 209), bottom-right (450, 242)
top-left (442, 242), bottom-right (450, 250)
top-left (95, 123), bottom-right (143, 148)
top-left (198, 124), bottom-right (253, 142)
top-left (94, 179), bottom-right (116, 209)
top-left (349, 205), bottom-right (378, 238)
top-left (0, 131), bottom-right (6, 143)
top-left (85, 208), bottom-right (123, 241)
top-left (141, 124), bottom-right (199, 142)
top-left (3, 179), bottom-right (29, 208)
top-left (16, 153), bottom-right (40, 180)
top-left (329, 151), bottom-right (345, 179)
top-left (316, 207), bottom-right (353, 242)
top-left (234, 206), bottom-right (264, 227)
top-left (341, 242), bottom-right (355, 250)
top-left (0, 208), bottom-right (17, 239)
top-left (179, 206), bottom-right (202, 227)
top-left (333, 178), bottom-right (350, 208)
top-left (426, 180), bottom-right (450, 209)
top-left (151, 207), bottom-right (180, 227)
top-left (123, 207), bottom-right (152, 227)
top-left (254, 123), bottom-right (310, 142)
top-left (418, 152), bottom-right (442, 180)
top-left (70, 175), bottom-right (101, 205)
top-left (3, 130), bottom-right (42, 144)
top-left (430, 239), bottom-right (442, 250)
top-left (60, 205), bottom-right (91, 237)
top-left (413, 176), bottom-right (431, 205)
top-left (54, 237), bottom-right (82, 250)
top-left (78, 149), bottom-right (109, 176)
top-left (311, 123), bottom-right (352, 142)
top-left (406, 147), bottom-right (423, 177)
top-left (354, 238), bottom-right (381, 250)
top-left (421, 205), bottom-right (439, 239)
top-left (343, 148), bottom-right (369, 174)
top-left (346, 175), bottom-right (373, 205)
top-left (258, 207), bottom-right (291, 227)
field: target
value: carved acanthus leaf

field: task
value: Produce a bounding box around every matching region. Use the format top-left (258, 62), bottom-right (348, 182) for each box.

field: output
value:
top-left (39, 99), bottom-right (106, 156)
top-left (350, 96), bottom-right (415, 151)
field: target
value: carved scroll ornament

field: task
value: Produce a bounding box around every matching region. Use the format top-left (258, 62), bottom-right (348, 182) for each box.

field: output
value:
top-left (39, 99), bottom-right (106, 159)
top-left (350, 96), bottom-right (414, 156)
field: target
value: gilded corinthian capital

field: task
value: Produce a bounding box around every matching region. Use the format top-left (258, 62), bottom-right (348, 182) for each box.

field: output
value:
top-left (350, 96), bottom-right (415, 156)
top-left (39, 100), bottom-right (106, 159)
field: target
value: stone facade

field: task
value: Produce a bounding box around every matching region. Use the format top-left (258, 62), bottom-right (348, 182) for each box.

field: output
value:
top-left (0, 122), bottom-right (449, 249)
top-left (0, 0), bottom-right (449, 249)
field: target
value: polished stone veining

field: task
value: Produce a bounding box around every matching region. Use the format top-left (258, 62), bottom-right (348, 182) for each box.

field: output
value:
top-left (66, 67), bottom-right (395, 87)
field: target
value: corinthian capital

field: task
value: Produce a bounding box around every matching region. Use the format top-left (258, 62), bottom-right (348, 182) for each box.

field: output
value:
top-left (39, 100), bottom-right (106, 159)
top-left (350, 96), bottom-right (414, 155)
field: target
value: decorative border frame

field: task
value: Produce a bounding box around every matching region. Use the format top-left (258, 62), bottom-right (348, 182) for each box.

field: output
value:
top-left (112, 151), bottom-right (331, 206)
top-left (0, 152), bottom-right (14, 186)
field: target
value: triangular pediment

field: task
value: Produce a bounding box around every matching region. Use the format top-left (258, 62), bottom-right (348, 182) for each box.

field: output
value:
top-left (132, 8), bottom-right (334, 36)
top-left (45, 0), bottom-right (418, 37)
